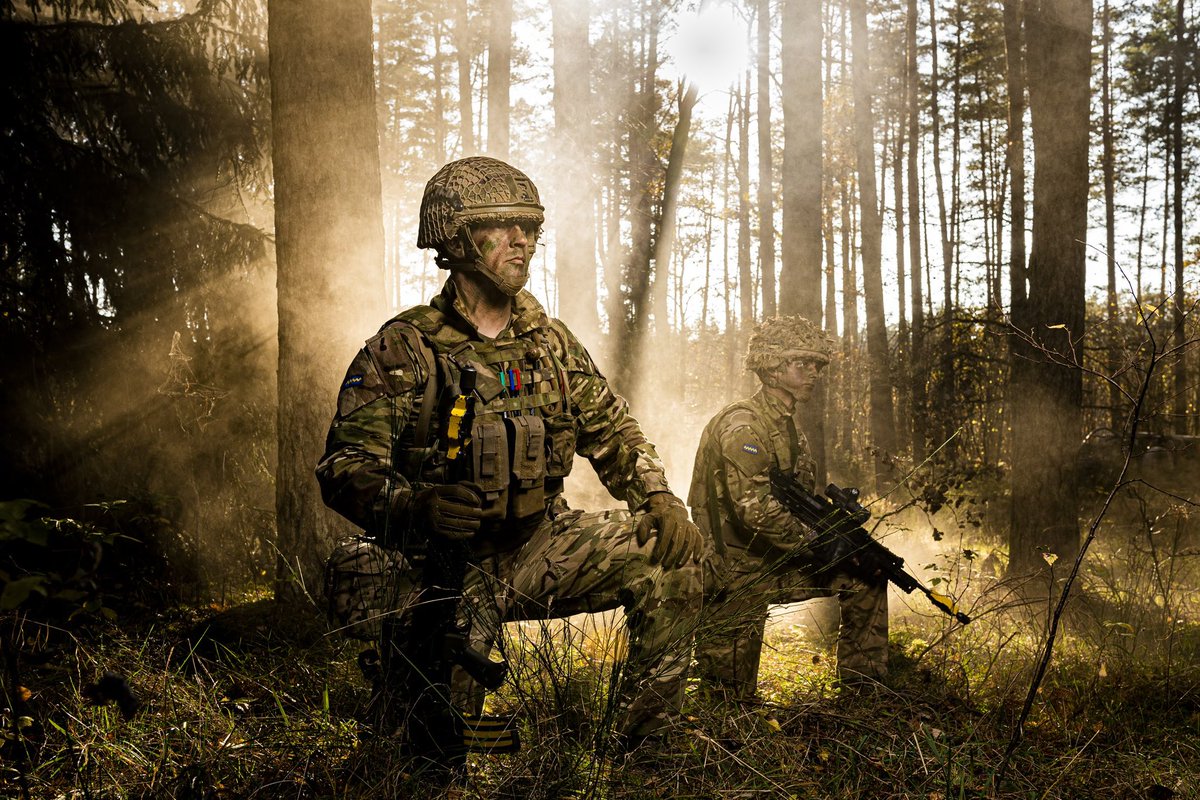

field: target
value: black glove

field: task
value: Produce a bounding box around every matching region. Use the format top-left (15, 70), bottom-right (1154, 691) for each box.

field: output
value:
top-left (413, 484), bottom-right (483, 541)
top-left (810, 526), bottom-right (859, 570)
top-left (635, 493), bottom-right (703, 569)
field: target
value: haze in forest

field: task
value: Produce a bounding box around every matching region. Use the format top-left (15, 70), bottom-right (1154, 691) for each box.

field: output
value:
top-left (3, 0), bottom-right (1197, 612)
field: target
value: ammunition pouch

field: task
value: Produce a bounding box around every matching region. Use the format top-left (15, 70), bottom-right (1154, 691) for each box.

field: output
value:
top-left (507, 415), bottom-right (546, 519)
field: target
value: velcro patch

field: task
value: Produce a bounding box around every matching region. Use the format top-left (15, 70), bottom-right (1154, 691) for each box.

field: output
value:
top-left (727, 434), bottom-right (770, 476)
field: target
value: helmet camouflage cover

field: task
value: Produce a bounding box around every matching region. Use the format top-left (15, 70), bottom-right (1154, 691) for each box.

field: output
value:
top-left (744, 315), bottom-right (835, 372)
top-left (417, 156), bottom-right (545, 258)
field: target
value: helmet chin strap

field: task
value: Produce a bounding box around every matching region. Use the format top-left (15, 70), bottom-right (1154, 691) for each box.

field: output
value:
top-left (444, 229), bottom-right (528, 297)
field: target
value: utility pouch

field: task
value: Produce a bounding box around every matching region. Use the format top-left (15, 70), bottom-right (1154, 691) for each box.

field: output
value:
top-left (506, 415), bottom-right (546, 520)
top-left (470, 415), bottom-right (510, 520)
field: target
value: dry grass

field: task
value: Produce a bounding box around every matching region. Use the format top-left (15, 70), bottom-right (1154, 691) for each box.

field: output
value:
top-left (4, 507), bottom-right (1199, 799)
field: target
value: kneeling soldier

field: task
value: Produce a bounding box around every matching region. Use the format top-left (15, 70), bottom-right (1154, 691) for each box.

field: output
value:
top-left (689, 315), bottom-right (888, 699)
top-left (318, 157), bottom-right (702, 764)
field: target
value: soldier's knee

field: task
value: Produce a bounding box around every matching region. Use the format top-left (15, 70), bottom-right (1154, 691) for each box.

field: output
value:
top-left (656, 560), bottom-right (704, 603)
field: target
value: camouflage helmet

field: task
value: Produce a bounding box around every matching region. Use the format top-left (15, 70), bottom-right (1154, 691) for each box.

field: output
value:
top-left (745, 315), bottom-right (834, 372)
top-left (417, 157), bottom-right (545, 258)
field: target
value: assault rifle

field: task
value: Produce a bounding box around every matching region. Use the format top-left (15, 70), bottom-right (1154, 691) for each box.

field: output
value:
top-left (768, 467), bottom-right (971, 625)
top-left (380, 364), bottom-right (519, 767)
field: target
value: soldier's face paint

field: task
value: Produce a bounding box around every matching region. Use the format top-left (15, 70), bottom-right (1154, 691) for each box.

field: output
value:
top-left (774, 357), bottom-right (825, 403)
top-left (470, 221), bottom-right (538, 296)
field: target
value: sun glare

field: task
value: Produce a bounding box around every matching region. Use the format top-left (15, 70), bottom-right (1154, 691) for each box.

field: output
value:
top-left (665, 2), bottom-right (752, 92)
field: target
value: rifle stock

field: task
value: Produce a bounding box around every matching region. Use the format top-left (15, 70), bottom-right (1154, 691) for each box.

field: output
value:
top-left (768, 468), bottom-right (971, 625)
top-left (380, 364), bottom-right (519, 766)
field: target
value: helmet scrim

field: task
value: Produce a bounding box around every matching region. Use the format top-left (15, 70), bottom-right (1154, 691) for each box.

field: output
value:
top-left (417, 157), bottom-right (545, 264)
top-left (744, 315), bottom-right (835, 372)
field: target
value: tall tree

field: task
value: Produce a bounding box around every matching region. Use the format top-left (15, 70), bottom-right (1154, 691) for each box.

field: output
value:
top-left (552, 0), bottom-right (598, 339)
top-left (651, 82), bottom-right (699, 346)
top-left (487, 0), bottom-right (512, 158)
top-left (269, 0), bottom-right (386, 599)
top-left (757, 0), bottom-right (778, 318)
top-left (907, 0), bottom-right (927, 461)
top-left (613, 0), bottom-right (660, 394)
top-left (1170, 0), bottom-right (1188, 434)
top-left (455, 0), bottom-right (475, 153)
top-left (737, 71), bottom-right (754, 332)
top-left (1007, 0), bottom-right (1091, 576)
top-left (850, 0), bottom-right (896, 490)
top-left (1002, 0), bottom-right (1027, 316)
top-left (781, 0), bottom-right (826, 479)
top-left (1101, 0), bottom-right (1119, 428)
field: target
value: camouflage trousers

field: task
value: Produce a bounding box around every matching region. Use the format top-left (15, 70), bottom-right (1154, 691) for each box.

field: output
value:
top-left (696, 545), bottom-right (888, 697)
top-left (326, 505), bottom-right (702, 737)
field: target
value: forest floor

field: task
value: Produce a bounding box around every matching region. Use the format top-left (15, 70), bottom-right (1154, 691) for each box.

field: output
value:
top-left (4, 572), bottom-right (1199, 800)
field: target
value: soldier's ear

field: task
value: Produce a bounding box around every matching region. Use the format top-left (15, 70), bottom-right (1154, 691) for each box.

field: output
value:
top-left (445, 237), bottom-right (466, 260)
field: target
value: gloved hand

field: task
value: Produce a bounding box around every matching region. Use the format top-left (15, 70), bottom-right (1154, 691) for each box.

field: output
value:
top-left (635, 492), bottom-right (703, 569)
top-left (810, 526), bottom-right (859, 570)
top-left (413, 484), bottom-right (483, 541)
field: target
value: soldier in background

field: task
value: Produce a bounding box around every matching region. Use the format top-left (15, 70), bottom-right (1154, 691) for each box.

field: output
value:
top-left (689, 315), bottom-right (888, 699)
top-left (317, 157), bottom-right (702, 752)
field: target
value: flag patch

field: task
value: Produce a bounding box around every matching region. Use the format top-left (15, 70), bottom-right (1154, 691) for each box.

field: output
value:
top-left (742, 443), bottom-right (760, 455)
top-left (342, 374), bottom-right (365, 389)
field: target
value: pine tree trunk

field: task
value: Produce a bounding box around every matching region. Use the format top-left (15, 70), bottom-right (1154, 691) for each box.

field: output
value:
top-left (724, 91), bottom-right (739, 399)
top-left (456, 0), bottom-right (474, 154)
top-left (651, 82), bottom-right (698, 345)
top-left (269, 0), bottom-right (385, 601)
top-left (1101, 0), bottom-right (1118, 429)
top-left (1172, 0), bottom-right (1187, 434)
top-left (487, 0), bottom-right (512, 159)
top-left (1007, 0), bottom-right (1090, 577)
top-left (552, 0), bottom-right (598, 340)
top-left (782, 0), bottom-right (826, 480)
top-left (433, 13), bottom-right (448, 163)
top-left (894, 109), bottom-right (911, 456)
top-left (615, 0), bottom-right (660, 394)
top-left (851, 0), bottom-right (896, 490)
top-left (757, 0), bottom-right (777, 318)
top-left (738, 73), bottom-right (754, 332)
top-left (907, 0), bottom-right (926, 461)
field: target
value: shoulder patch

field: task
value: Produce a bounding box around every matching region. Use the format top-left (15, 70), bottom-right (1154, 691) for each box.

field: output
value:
top-left (336, 351), bottom-right (388, 418)
top-left (723, 427), bottom-right (772, 477)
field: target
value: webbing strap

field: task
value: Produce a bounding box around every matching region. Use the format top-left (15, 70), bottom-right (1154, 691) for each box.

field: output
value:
top-left (481, 390), bottom-right (563, 415)
top-left (412, 343), bottom-right (440, 450)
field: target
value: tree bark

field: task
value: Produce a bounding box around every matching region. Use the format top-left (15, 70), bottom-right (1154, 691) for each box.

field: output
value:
top-left (757, 0), bottom-right (777, 318)
top-left (1101, 0), bottom-right (1118, 429)
top-left (907, 0), bottom-right (926, 461)
top-left (782, 0), bottom-right (826, 480)
top-left (456, 0), bottom-right (475, 154)
top-left (651, 82), bottom-right (699, 344)
top-left (850, 0), bottom-right (896, 491)
top-left (1172, 0), bottom-right (1187, 434)
top-left (738, 72), bottom-right (754, 330)
top-left (1007, 0), bottom-right (1090, 577)
top-left (614, 0), bottom-right (660, 394)
top-left (268, 0), bottom-right (386, 600)
top-left (487, 0), bottom-right (512, 159)
top-left (551, 0), bottom-right (598, 340)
